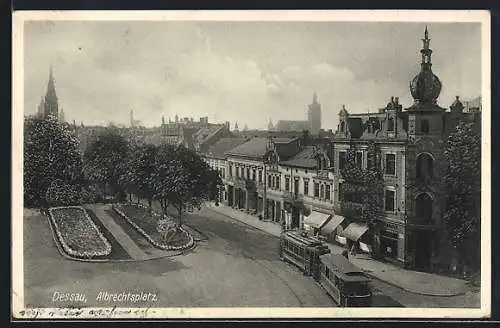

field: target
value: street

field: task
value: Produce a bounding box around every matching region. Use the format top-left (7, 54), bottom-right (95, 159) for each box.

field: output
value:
top-left (23, 206), bottom-right (479, 308)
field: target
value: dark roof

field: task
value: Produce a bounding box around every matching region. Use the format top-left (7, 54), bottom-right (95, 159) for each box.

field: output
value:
top-left (206, 138), bottom-right (248, 159)
top-left (225, 137), bottom-right (270, 158)
top-left (319, 254), bottom-right (370, 282)
top-left (280, 146), bottom-right (317, 168)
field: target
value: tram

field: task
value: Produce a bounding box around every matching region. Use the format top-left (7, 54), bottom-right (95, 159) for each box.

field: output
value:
top-left (279, 230), bottom-right (331, 279)
top-left (318, 253), bottom-right (372, 307)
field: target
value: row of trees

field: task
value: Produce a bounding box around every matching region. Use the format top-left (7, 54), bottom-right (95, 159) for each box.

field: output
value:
top-left (24, 116), bottom-right (223, 225)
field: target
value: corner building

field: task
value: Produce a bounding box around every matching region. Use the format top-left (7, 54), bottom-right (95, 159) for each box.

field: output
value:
top-left (332, 27), bottom-right (481, 272)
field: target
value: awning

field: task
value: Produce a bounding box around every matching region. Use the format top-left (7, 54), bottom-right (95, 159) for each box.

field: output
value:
top-left (320, 215), bottom-right (345, 235)
top-left (342, 222), bottom-right (369, 241)
top-left (303, 211), bottom-right (331, 229)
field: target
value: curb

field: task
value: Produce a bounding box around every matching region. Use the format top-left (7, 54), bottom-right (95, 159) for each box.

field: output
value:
top-left (207, 207), bottom-right (469, 298)
top-left (362, 269), bottom-right (468, 297)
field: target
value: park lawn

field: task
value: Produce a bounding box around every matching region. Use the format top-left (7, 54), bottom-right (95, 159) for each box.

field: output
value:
top-left (48, 206), bottom-right (112, 259)
top-left (113, 203), bottom-right (192, 249)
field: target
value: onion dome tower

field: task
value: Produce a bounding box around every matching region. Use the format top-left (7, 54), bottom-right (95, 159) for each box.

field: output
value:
top-left (408, 27), bottom-right (444, 111)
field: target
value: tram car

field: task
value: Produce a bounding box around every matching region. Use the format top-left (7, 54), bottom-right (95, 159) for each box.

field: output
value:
top-left (318, 253), bottom-right (372, 307)
top-left (278, 230), bottom-right (331, 279)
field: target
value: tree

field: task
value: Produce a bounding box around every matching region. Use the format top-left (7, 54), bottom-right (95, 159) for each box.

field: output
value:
top-left (83, 128), bottom-right (129, 197)
top-left (443, 121), bottom-right (481, 271)
top-left (152, 145), bottom-right (222, 226)
top-left (119, 144), bottom-right (157, 206)
top-left (24, 116), bottom-right (84, 207)
top-left (339, 142), bottom-right (384, 254)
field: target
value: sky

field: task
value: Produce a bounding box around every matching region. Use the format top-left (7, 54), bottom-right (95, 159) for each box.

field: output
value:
top-left (23, 20), bottom-right (482, 130)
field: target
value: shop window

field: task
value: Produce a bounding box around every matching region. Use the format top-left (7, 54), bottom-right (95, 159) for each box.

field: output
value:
top-left (385, 189), bottom-right (395, 212)
top-left (385, 153), bottom-right (396, 175)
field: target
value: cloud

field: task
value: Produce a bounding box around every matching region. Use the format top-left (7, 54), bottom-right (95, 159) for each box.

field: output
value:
top-left (23, 21), bottom-right (482, 130)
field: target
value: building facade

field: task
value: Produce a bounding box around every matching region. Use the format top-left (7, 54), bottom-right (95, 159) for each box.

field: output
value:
top-left (330, 27), bottom-right (481, 272)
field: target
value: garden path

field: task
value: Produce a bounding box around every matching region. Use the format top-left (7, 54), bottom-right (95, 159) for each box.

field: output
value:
top-left (92, 205), bottom-right (148, 260)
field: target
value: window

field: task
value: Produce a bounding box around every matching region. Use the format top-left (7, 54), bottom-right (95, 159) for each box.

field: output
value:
top-left (325, 185), bottom-right (331, 200)
top-left (356, 152), bottom-right (363, 169)
top-left (314, 182), bottom-right (320, 197)
top-left (320, 184), bottom-right (325, 199)
top-left (258, 170), bottom-right (262, 183)
top-left (339, 151), bottom-right (346, 171)
top-left (236, 167), bottom-right (239, 178)
top-left (285, 177), bottom-right (290, 191)
top-left (277, 176), bottom-right (281, 190)
top-left (421, 119), bottom-right (429, 134)
top-left (385, 189), bottom-right (395, 212)
top-left (246, 168), bottom-right (250, 179)
top-left (387, 117), bottom-right (395, 131)
top-left (385, 153), bottom-right (396, 175)
top-left (303, 179), bottom-right (309, 196)
top-left (252, 169), bottom-right (256, 181)
top-left (416, 153), bottom-right (434, 179)
top-left (416, 193), bottom-right (433, 223)
top-left (294, 178), bottom-right (299, 195)
top-left (340, 121), bottom-right (345, 132)
top-left (268, 175), bottom-right (272, 187)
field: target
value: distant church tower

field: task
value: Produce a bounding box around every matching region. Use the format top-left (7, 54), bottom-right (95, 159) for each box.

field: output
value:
top-left (307, 92), bottom-right (321, 135)
top-left (39, 66), bottom-right (59, 119)
top-left (268, 118), bottom-right (274, 131)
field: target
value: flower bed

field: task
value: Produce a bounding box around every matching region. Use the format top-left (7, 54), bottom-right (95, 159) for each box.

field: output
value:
top-left (112, 203), bottom-right (194, 250)
top-left (48, 206), bottom-right (112, 258)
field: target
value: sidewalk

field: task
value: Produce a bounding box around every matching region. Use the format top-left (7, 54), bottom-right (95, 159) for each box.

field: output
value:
top-left (206, 203), bottom-right (471, 297)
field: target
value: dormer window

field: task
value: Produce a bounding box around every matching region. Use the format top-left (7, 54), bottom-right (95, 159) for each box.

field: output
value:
top-left (340, 121), bottom-right (345, 133)
top-left (387, 117), bottom-right (395, 132)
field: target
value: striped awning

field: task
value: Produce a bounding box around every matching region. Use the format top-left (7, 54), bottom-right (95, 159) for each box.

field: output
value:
top-left (320, 215), bottom-right (345, 235)
top-left (303, 211), bottom-right (331, 229)
top-left (342, 222), bottom-right (369, 241)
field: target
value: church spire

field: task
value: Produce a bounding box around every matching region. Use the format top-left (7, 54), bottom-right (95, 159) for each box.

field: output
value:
top-left (420, 25), bottom-right (433, 71)
top-left (313, 92), bottom-right (318, 104)
top-left (44, 65), bottom-right (59, 118)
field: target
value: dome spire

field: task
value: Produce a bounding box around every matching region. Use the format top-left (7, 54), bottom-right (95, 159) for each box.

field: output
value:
top-left (420, 25), bottom-right (433, 71)
top-left (409, 26), bottom-right (442, 108)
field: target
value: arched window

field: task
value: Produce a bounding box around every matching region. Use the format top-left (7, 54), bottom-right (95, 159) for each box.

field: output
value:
top-left (421, 119), bottom-right (430, 134)
top-left (416, 193), bottom-right (433, 223)
top-left (340, 121), bottom-right (345, 132)
top-left (387, 117), bottom-right (395, 131)
top-left (416, 153), bottom-right (434, 179)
